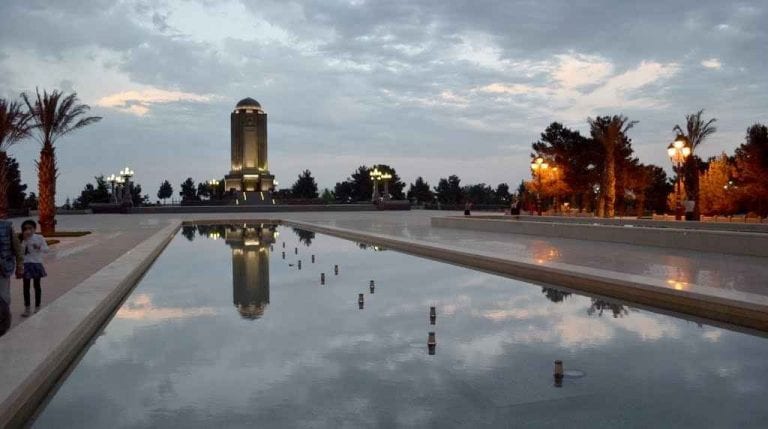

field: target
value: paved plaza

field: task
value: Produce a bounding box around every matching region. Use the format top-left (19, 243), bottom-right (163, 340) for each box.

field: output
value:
top-left (6, 210), bottom-right (768, 331)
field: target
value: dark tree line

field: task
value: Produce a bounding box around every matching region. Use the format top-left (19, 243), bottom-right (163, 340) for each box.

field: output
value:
top-left (334, 165), bottom-right (405, 202)
top-left (530, 120), bottom-right (673, 215)
top-left (73, 176), bottom-right (147, 208)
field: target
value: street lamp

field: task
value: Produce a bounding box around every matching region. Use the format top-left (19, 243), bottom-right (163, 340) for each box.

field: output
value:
top-left (118, 167), bottom-right (134, 205)
top-left (530, 157), bottom-right (549, 216)
top-left (380, 172), bottom-right (392, 200)
top-left (369, 167), bottom-right (382, 201)
top-left (667, 135), bottom-right (691, 220)
top-left (208, 179), bottom-right (220, 200)
top-left (106, 174), bottom-right (118, 203)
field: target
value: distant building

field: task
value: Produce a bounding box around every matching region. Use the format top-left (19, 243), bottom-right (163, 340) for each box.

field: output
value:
top-left (224, 97), bottom-right (275, 193)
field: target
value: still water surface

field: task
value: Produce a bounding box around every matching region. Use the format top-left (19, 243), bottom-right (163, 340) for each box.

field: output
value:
top-left (33, 225), bottom-right (768, 428)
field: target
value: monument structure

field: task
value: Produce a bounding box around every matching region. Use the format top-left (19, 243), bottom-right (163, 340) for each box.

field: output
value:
top-left (224, 97), bottom-right (275, 194)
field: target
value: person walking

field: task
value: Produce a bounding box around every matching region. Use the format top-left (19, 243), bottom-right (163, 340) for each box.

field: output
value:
top-left (0, 219), bottom-right (24, 337)
top-left (20, 220), bottom-right (49, 317)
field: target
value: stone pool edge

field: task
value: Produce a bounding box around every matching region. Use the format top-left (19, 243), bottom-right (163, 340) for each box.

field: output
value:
top-left (282, 220), bottom-right (768, 333)
top-left (0, 221), bottom-right (181, 429)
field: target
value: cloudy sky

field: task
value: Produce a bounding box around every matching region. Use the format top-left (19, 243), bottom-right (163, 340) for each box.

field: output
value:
top-left (1, 0), bottom-right (765, 202)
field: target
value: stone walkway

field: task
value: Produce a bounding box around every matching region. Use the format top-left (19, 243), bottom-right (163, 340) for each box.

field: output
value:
top-left (5, 210), bottom-right (768, 331)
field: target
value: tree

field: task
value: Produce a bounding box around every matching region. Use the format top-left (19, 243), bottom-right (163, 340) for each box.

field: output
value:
top-left (464, 183), bottom-right (495, 205)
top-left (525, 164), bottom-right (570, 212)
top-left (532, 122), bottom-right (601, 211)
top-left (0, 99), bottom-right (31, 218)
top-left (495, 183), bottom-right (510, 205)
top-left (320, 188), bottom-right (335, 204)
top-left (3, 156), bottom-right (27, 210)
top-left (179, 177), bottom-right (198, 202)
top-left (293, 228), bottom-right (315, 246)
top-left (733, 123), bottom-right (768, 216)
top-left (542, 287), bottom-right (571, 303)
top-left (333, 181), bottom-right (354, 202)
top-left (374, 164), bottom-right (406, 199)
top-left (434, 175), bottom-right (463, 205)
top-left (588, 298), bottom-right (628, 318)
top-left (22, 89), bottom-right (101, 234)
top-left (674, 109), bottom-right (717, 219)
top-left (335, 164), bottom-right (406, 202)
top-left (130, 183), bottom-right (147, 206)
top-left (74, 176), bottom-right (110, 209)
top-left (699, 153), bottom-right (736, 215)
top-left (641, 165), bottom-right (673, 215)
top-left (197, 182), bottom-right (212, 200)
top-left (588, 115), bottom-right (637, 217)
top-left (335, 165), bottom-right (373, 202)
top-left (24, 192), bottom-right (38, 210)
top-left (157, 180), bottom-right (173, 204)
top-left (291, 169), bottom-right (319, 199)
top-left (407, 176), bottom-right (433, 203)
top-left (181, 225), bottom-right (197, 241)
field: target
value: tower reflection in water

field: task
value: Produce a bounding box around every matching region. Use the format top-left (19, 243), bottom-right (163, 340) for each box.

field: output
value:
top-left (220, 224), bottom-right (277, 320)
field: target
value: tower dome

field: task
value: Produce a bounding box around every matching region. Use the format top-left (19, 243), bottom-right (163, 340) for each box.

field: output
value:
top-left (235, 97), bottom-right (261, 110)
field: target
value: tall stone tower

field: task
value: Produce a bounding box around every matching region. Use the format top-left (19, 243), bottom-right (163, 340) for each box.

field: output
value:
top-left (224, 97), bottom-right (275, 193)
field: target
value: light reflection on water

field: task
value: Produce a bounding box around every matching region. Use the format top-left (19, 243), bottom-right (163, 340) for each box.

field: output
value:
top-left (32, 225), bottom-right (768, 428)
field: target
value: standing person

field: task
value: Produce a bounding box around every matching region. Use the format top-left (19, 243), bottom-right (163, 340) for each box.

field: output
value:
top-left (510, 196), bottom-right (521, 216)
top-left (20, 220), bottom-right (48, 317)
top-left (683, 200), bottom-right (695, 221)
top-left (0, 220), bottom-right (23, 336)
top-left (464, 201), bottom-right (472, 216)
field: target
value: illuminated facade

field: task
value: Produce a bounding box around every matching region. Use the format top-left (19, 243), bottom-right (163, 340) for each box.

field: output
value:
top-left (224, 98), bottom-right (275, 192)
top-left (225, 224), bottom-right (276, 319)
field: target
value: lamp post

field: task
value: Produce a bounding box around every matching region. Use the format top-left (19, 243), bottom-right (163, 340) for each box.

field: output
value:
top-left (667, 135), bottom-right (691, 220)
top-left (119, 167), bottom-right (135, 205)
top-left (380, 172), bottom-right (392, 200)
top-left (107, 174), bottom-right (118, 203)
top-left (530, 157), bottom-right (549, 216)
top-left (369, 167), bottom-right (382, 202)
top-left (208, 179), bottom-right (220, 200)
top-left (114, 175), bottom-right (125, 204)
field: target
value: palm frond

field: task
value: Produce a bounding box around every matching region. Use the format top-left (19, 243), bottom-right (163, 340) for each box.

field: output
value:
top-left (0, 99), bottom-right (32, 151)
top-left (674, 109), bottom-right (717, 150)
top-left (21, 88), bottom-right (102, 146)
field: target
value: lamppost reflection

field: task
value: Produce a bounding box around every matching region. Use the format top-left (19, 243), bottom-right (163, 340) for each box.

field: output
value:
top-left (224, 224), bottom-right (277, 320)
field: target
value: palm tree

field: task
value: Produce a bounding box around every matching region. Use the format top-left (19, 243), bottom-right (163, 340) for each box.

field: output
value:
top-left (588, 115), bottom-right (637, 218)
top-left (0, 99), bottom-right (31, 218)
top-left (674, 110), bottom-right (717, 220)
top-left (22, 89), bottom-right (101, 234)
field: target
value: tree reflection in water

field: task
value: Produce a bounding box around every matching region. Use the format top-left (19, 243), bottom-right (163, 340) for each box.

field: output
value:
top-left (587, 298), bottom-right (629, 318)
top-left (181, 225), bottom-right (197, 241)
top-left (541, 287), bottom-right (571, 303)
top-left (196, 224), bottom-right (226, 239)
top-left (357, 242), bottom-right (386, 251)
top-left (292, 228), bottom-right (315, 246)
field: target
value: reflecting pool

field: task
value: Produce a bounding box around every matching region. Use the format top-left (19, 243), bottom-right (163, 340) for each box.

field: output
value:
top-left (32, 225), bottom-right (768, 428)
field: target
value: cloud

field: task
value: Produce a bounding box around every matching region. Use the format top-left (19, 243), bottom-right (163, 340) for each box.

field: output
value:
top-left (0, 0), bottom-right (765, 203)
top-left (479, 83), bottom-right (547, 96)
top-left (701, 58), bottom-right (723, 69)
top-left (552, 53), bottom-right (614, 89)
top-left (115, 293), bottom-right (216, 321)
top-left (96, 88), bottom-right (215, 116)
top-left (476, 56), bottom-right (679, 120)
